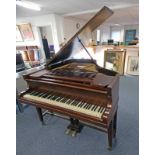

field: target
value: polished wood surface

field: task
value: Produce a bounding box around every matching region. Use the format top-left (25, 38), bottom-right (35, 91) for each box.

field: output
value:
top-left (17, 6), bottom-right (119, 150)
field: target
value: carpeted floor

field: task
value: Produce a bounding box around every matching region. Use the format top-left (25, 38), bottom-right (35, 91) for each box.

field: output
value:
top-left (16, 76), bottom-right (139, 155)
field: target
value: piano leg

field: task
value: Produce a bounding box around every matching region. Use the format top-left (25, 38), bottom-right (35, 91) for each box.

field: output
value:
top-left (107, 121), bottom-right (113, 150)
top-left (36, 107), bottom-right (45, 125)
top-left (113, 111), bottom-right (117, 138)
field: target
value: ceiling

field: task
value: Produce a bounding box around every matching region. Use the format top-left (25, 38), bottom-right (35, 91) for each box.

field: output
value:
top-left (16, 0), bottom-right (139, 25)
top-left (68, 6), bottom-right (139, 25)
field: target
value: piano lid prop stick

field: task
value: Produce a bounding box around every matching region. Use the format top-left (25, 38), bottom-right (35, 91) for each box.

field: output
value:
top-left (77, 36), bottom-right (96, 64)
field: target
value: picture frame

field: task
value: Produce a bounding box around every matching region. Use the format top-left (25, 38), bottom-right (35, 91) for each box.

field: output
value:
top-left (19, 23), bottom-right (34, 41)
top-left (16, 25), bottom-right (23, 42)
top-left (104, 49), bottom-right (126, 75)
top-left (127, 56), bottom-right (139, 75)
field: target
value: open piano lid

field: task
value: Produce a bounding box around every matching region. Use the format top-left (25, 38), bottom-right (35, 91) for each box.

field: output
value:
top-left (46, 6), bottom-right (113, 69)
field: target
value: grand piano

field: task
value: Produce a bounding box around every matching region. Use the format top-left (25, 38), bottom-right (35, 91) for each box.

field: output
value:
top-left (18, 6), bottom-right (119, 150)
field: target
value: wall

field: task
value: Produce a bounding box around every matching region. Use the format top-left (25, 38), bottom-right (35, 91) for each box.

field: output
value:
top-left (40, 26), bottom-right (53, 45)
top-left (16, 14), bottom-right (64, 59)
top-left (124, 24), bottom-right (139, 39)
top-left (90, 24), bottom-right (139, 44)
top-left (89, 45), bottom-right (139, 74)
top-left (63, 17), bottom-right (86, 41)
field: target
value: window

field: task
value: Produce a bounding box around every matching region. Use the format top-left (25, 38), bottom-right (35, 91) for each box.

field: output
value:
top-left (111, 30), bottom-right (121, 42)
top-left (97, 29), bottom-right (100, 42)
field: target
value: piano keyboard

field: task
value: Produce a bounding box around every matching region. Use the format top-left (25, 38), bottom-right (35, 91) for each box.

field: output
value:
top-left (23, 91), bottom-right (105, 119)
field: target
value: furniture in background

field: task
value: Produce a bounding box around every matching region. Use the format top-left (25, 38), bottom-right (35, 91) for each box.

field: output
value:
top-left (16, 53), bottom-right (26, 72)
top-left (127, 56), bottom-right (139, 75)
top-left (16, 46), bottom-right (41, 70)
top-left (16, 65), bottom-right (45, 112)
top-left (104, 49), bottom-right (126, 75)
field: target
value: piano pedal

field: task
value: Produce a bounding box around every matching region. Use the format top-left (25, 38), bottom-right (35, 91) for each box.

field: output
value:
top-left (70, 130), bottom-right (77, 137)
top-left (65, 128), bottom-right (72, 135)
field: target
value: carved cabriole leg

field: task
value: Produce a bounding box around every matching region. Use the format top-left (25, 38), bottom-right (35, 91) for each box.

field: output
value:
top-left (36, 107), bottom-right (45, 125)
top-left (107, 121), bottom-right (113, 150)
top-left (113, 111), bottom-right (117, 138)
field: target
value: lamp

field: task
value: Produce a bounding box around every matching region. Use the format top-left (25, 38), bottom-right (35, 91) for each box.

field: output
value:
top-left (16, 0), bottom-right (41, 11)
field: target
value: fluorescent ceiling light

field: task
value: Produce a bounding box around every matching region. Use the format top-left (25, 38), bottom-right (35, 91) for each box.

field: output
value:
top-left (16, 0), bottom-right (41, 11)
top-left (114, 24), bottom-right (121, 26)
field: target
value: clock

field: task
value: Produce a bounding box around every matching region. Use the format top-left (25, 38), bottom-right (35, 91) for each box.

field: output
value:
top-left (76, 23), bottom-right (80, 29)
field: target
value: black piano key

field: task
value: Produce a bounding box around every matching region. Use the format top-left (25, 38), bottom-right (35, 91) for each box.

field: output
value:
top-left (49, 94), bottom-right (57, 100)
top-left (78, 101), bottom-right (83, 107)
top-left (80, 102), bottom-right (85, 108)
top-left (88, 104), bottom-right (92, 109)
top-left (41, 93), bottom-right (48, 98)
top-left (84, 103), bottom-right (89, 109)
top-left (47, 95), bottom-right (52, 99)
top-left (76, 101), bottom-right (82, 107)
top-left (71, 100), bottom-right (76, 105)
top-left (32, 92), bottom-right (39, 96)
top-left (75, 100), bottom-right (80, 106)
top-left (91, 105), bottom-right (96, 111)
top-left (73, 100), bottom-right (79, 105)
top-left (36, 92), bottom-right (43, 96)
top-left (71, 100), bottom-right (76, 106)
top-left (52, 96), bottom-right (59, 100)
top-left (87, 104), bottom-right (92, 109)
top-left (100, 107), bottom-right (104, 113)
top-left (92, 105), bottom-right (96, 111)
top-left (87, 104), bottom-right (92, 110)
top-left (98, 106), bottom-right (102, 112)
top-left (60, 98), bottom-right (64, 102)
top-left (56, 97), bottom-right (63, 102)
top-left (73, 101), bottom-right (79, 106)
top-left (85, 103), bottom-right (89, 109)
top-left (32, 91), bottom-right (39, 96)
top-left (81, 102), bottom-right (87, 108)
top-left (65, 99), bottom-right (71, 104)
top-left (86, 103), bottom-right (90, 107)
top-left (37, 92), bottom-right (45, 97)
top-left (63, 98), bottom-right (69, 103)
top-left (45, 94), bottom-right (51, 98)
top-left (29, 91), bottom-right (36, 95)
top-left (99, 107), bottom-right (103, 113)
top-left (37, 93), bottom-right (44, 97)
top-left (94, 105), bottom-right (98, 111)
top-left (66, 99), bottom-right (72, 104)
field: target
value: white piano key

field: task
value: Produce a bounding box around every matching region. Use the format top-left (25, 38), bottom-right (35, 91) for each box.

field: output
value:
top-left (23, 93), bottom-right (106, 119)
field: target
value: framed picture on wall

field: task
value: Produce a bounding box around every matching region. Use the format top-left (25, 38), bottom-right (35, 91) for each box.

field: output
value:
top-left (19, 23), bottom-right (34, 41)
top-left (16, 25), bottom-right (23, 42)
top-left (127, 56), bottom-right (139, 75)
top-left (104, 49), bottom-right (126, 75)
top-left (125, 29), bottom-right (136, 45)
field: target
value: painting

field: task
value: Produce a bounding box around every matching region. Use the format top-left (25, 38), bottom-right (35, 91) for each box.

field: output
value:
top-left (19, 23), bottom-right (34, 41)
top-left (16, 25), bottom-right (23, 42)
top-left (104, 49), bottom-right (126, 75)
top-left (127, 56), bottom-right (139, 75)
